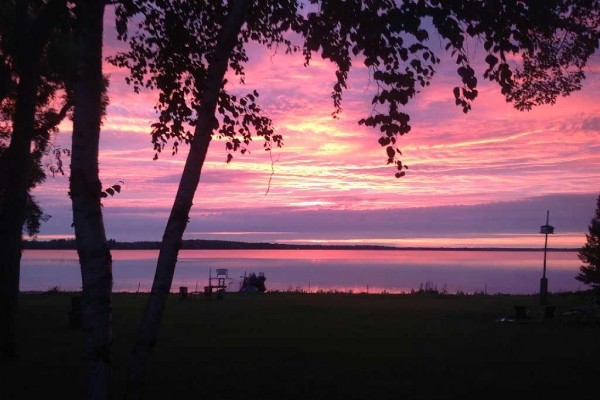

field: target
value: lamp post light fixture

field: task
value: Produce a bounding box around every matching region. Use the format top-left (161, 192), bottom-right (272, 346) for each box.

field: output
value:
top-left (539, 210), bottom-right (555, 305)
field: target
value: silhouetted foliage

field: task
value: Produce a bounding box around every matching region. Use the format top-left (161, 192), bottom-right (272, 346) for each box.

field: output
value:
top-left (113, 0), bottom-right (600, 177)
top-left (577, 194), bottom-right (600, 292)
top-left (1, 1), bottom-right (114, 372)
top-left (301, 0), bottom-right (600, 176)
top-left (0, 0), bottom-right (75, 236)
top-left (0, 0), bottom-right (71, 362)
top-left (111, 0), bottom-right (294, 163)
top-left (100, 180), bottom-right (124, 198)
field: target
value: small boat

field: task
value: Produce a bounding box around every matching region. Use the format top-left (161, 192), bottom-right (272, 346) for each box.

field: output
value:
top-left (239, 272), bottom-right (266, 292)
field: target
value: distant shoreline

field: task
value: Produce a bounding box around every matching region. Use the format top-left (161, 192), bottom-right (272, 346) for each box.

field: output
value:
top-left (23, 238), bottom-right (578, 252)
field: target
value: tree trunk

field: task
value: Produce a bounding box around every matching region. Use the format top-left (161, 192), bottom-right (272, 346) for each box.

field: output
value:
top-left (0, 49), bottom-right (38, 363)
top-left (70, 1), bottom-right (112, 399)
top-left (125, 1), bottom-right (248, 398)
top-left (0, 0), bottom-right (66, 361)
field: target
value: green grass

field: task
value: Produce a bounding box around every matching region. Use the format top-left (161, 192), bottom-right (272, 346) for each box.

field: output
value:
top-left (5, 292), bottom-right (600, 399)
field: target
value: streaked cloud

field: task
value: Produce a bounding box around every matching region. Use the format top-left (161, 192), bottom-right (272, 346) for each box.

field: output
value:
top-left (34, 193), bottom-right (596, 248)
top-left (30, 9), bottom-right (600, 248)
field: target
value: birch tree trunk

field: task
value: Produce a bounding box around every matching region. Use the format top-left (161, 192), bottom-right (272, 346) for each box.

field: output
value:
top-left (70, 1), bottom-right (112, 399)
top-left (0, 0), bottom-right (66, 361)
top-left (125, 1), bottom-right (248, 398)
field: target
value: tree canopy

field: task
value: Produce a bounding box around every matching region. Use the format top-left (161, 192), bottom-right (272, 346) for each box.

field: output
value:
top-left (111, 0), bottom-right (297, 162)
top-left (112, 0), bottom-right (600, 177)
top-left (0, 0), bottom-right (74, 236)
top-left (577, 194), bottom-right (600, 292)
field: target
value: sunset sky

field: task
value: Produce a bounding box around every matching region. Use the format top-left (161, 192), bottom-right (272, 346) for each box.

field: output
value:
top-left (32, 7), bottom-right (600, 248)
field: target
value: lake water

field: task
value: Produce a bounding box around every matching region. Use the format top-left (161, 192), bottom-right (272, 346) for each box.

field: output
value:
top-left (19, 249), bottom-right (584, 294)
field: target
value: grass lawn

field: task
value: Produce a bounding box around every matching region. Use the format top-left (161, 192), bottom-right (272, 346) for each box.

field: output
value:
top-left (5, 292), bottom-right (600, 399)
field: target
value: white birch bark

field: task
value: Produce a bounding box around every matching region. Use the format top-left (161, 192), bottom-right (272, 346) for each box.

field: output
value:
top-left (70, 1), bottom-right (112, 399)
top-left (125, 1), bottom-right (249, 398)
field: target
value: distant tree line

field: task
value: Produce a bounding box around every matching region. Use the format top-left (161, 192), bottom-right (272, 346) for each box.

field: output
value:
top-left (22, 238), bottom-right (577, 252)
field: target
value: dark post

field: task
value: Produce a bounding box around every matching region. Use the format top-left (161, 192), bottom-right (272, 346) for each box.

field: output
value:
top-left (539, 210), bottom-right (554, 305)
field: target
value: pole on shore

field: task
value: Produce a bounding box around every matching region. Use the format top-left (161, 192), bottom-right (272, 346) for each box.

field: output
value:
top-left (539, 210), bottom-right (554, 305)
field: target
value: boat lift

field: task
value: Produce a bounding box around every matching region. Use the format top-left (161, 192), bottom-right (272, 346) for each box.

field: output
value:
top-left (204, 268), bottom-right (231, 296)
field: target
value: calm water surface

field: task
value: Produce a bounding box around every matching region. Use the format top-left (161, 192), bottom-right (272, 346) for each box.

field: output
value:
top-left (20, 249), bottom-right (582, 294)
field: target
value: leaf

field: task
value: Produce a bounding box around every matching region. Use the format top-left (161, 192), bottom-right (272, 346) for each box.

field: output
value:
top-left (399, 48), bottom-right (408, 61)
top-left (105, 188), bottom-right (115, 196)
top-left (485, 54), bottom-right (498, 67)
top-left (378, 136), bottom-right (391, 146)
top-left (386, 146), bottom-right (395, 158)
top-left (415, 30), bottom-right (428, 42)
top-left (453, 87), bottom-right (460, 98)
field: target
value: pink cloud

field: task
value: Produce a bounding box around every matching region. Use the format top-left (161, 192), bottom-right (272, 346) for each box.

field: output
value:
top-left (31, 10), bottom-right (600, 246)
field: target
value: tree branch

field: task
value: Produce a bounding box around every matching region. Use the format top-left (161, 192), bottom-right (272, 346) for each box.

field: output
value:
top-left (34, 98), bottom-right (73, 140)
top-left (29, 0), bottom-right (69, 55)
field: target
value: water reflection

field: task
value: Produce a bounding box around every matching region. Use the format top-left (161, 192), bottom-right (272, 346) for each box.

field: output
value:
top-left (20, 249), bottom-right (582, 294)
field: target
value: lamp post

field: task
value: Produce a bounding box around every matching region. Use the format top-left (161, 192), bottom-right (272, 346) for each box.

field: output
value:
top-left (539, 210), bottom-right (554, 305)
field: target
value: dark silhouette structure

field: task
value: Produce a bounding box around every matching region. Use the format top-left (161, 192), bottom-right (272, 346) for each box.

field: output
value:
top-left (240, 272), bottom-right (267, 293)
top-left (576, 194), bottom-right (600, 292)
